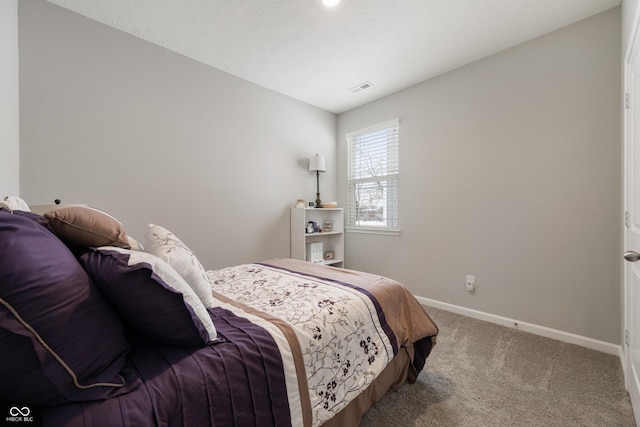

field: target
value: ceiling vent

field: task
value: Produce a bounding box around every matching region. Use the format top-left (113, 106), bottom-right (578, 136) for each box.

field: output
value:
top-left (350, 81), bottom-right (373, 93)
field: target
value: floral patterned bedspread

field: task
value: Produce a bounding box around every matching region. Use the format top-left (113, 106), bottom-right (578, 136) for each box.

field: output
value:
top-left (207, 260), bottom-right (398, 426)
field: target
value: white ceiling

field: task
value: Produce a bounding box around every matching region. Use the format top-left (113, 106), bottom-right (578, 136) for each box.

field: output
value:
top-left (45, 0), bottom-right (621, 114)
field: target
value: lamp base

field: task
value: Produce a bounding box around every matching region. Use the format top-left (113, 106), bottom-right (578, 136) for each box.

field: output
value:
top-left (315, 193), bottom-right (322, 208)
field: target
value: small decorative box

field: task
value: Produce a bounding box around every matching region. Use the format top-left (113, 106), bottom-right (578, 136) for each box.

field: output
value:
top-left (306, 242), bottom-right (324, 263)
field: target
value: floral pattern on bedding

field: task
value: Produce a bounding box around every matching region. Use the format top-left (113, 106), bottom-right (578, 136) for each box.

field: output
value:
top-left (207, 263), bottom-right (395, 426)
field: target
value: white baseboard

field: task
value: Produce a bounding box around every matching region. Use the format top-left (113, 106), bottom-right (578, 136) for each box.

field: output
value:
top-left (416, 296), bottom-right (622, 356)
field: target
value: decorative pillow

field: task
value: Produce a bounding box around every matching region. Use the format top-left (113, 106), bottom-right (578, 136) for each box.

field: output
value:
top-left (0, 212), bottom-right (132, 405)
top-left (144, 223), bottom-right (214, 308)
top-left (44, 206), bottom-right (131, 248)
top-left (127, 235), bottom-right (144, 251)
top-left (10, 209), bottom-right (53, 232)
top-left (79, 247), bottom-right (217, 346)
top-left (0, 325), bottom-right (62, 405)
top-left (0, 195), bottom-right (30, 212)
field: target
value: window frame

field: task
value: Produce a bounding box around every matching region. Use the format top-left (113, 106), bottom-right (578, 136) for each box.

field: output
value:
top-left (345, 119), bottom-right (400, 236)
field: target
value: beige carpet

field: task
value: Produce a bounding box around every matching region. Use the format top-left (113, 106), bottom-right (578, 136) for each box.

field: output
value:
top-left (360, 307), bottom-right (636, 427)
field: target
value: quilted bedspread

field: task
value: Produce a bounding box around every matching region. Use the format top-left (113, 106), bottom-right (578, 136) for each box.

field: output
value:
top-left (207, 259), bottom-right (438, 426)
top-left (42, 306), bottom-right (291, 426)
top-left (41, 259), bottom-right (437, 427)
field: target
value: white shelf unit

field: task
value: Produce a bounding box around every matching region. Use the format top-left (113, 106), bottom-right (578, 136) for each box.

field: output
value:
top-left (290, 208), bottom-right (344, 267)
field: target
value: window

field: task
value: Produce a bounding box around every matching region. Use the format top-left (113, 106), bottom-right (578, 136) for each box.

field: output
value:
top-left (346, 119), bottom-right (399, 234)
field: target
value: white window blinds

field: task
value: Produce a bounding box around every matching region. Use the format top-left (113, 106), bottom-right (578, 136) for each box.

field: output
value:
top-left (346, 119), bottom-right (399, 232)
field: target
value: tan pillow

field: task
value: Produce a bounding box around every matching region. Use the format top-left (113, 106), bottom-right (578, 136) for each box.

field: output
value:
top-left (44, 206), bottom-right (131, 248)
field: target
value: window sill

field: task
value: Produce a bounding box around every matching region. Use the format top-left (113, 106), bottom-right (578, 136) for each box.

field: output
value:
top-left (345, 227), bottom-right (400, 236)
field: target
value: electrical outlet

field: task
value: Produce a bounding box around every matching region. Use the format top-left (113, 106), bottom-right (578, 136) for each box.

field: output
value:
top-left (466, 275), bottom-right (475, 291)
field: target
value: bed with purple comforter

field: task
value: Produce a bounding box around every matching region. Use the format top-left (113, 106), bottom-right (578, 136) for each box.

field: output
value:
top-left (0, 206), bottom-right (438, 427)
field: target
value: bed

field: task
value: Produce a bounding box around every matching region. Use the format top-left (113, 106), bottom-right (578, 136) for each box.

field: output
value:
top-left (0, 201), bottom-right (438, 427)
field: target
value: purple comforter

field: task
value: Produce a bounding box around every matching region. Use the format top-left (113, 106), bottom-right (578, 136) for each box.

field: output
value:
top-left (42, 307), bottom-right (290, 427)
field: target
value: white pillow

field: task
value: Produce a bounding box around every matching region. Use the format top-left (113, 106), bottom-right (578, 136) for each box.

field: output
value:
top-left (144, 223), bottom-right (214, 308)
top-left (0, 196), bottom-right (30, 212)
top-left (127, 235), bottom-right (144, 251)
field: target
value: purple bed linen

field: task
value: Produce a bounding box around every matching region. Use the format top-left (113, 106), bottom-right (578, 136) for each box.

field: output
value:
top-left (41, 307), bottom-right (291, 427)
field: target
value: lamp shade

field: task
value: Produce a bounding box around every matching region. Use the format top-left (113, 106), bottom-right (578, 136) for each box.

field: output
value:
top-left (309, 154), bottom-right (326, 173)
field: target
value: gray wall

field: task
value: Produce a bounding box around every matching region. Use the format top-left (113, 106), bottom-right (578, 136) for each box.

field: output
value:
top-left (337, 9), bottom-right (622, 344)
top-left (19, 0), bottom-right (337, 269)
top-left (18, 0), bottom-right (623, 344)
top-left (1, 0), bottom-right (19, 198)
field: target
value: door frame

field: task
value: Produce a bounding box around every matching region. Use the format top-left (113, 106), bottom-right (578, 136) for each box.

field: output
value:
top-left (623, 4), bottom-right (640, 421)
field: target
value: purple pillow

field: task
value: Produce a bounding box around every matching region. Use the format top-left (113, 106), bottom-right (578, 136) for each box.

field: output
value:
top-left (79, 247), bottom-right (217, 347)
top-left (11, 209), bottom-right (53, 232)
top-left (0, 327), bottom-right (61, 405)
top-left (0, 212), bottom-right (133, 405)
